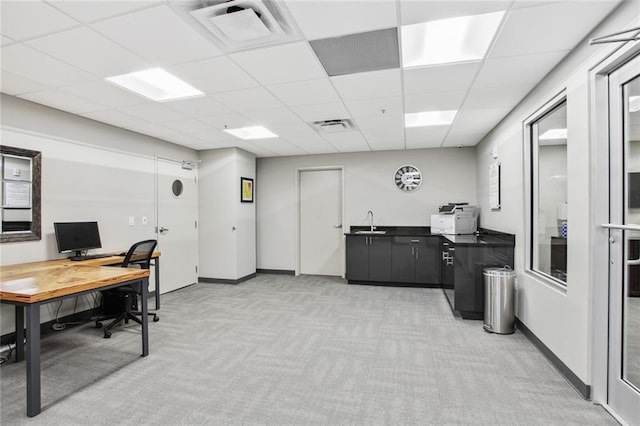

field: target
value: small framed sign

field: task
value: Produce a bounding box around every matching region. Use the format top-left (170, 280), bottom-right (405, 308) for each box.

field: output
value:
top-left (241, 177), bottom-right (254, 203)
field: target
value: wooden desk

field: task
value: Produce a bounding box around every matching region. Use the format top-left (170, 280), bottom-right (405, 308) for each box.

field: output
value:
top-left (0, 262), bottom-right (151, 417)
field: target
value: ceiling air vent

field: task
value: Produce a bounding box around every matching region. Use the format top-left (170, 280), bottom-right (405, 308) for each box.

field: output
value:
top-left (311, 119), bottom-right (356, 133)
top-left (189, 0), bottom-right (300, 52)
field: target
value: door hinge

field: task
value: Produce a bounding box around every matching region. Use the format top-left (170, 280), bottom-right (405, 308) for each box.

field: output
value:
top-left (195, 265), bottom-right (198, 273)
top-left (195, 220), bottom-right (198, 229)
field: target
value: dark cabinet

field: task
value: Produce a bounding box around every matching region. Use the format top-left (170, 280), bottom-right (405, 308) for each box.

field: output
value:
top-left (346, 235), bottom-right (391, 282)
top-left (390, 237), bottom-right (441, 285)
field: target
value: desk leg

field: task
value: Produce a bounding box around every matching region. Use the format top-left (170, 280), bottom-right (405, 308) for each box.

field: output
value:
top-left (15, 305), bottom-right (25, 362)
top-left (25, 304), bottom-right (41, 417)
top-left (141, 277), bottom-right (149, 357)
top-left (154, 258), bottom-right (160, 310)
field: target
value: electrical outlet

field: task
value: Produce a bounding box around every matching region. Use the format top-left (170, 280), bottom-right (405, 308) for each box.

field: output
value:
top-left (141, 216), bottom-right (148, 226)
top-left (128, 216), bottom-right (135, 226)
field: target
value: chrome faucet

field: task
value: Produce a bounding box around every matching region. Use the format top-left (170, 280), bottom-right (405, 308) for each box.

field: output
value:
top-left (367, 210), bottom-right (375, 232)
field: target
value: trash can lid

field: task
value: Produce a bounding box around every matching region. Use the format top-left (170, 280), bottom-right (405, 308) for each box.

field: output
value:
top-left (483, 266), bottom-right (515, 277)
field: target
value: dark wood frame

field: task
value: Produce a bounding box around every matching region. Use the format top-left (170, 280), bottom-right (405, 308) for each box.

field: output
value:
top-left (1, 145), bottom-right (41, 243)
top-left (240, 177), bottom-right (254, 203)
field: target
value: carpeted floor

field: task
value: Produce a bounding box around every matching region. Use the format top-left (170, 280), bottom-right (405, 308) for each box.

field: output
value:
top-left (0, 274), bottom-right (618, 425)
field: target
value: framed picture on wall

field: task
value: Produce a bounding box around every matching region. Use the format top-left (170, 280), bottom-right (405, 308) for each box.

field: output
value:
top-left (241, 177), bottom-right (254, 203)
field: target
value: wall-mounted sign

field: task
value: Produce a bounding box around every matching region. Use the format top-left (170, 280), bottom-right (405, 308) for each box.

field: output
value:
top-left (489, 162), bottom-right (501, 210)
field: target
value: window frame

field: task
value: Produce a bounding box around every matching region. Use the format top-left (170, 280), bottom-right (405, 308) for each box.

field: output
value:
top-left (523, 90), bottom-right (568, 289)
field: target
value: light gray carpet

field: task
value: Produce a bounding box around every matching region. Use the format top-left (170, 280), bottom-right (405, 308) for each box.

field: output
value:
top-left (1, 274), bottom-right (618, 425)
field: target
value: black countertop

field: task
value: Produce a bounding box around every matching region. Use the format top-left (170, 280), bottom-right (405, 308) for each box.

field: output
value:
top-left (345, 226), bottom-right (515, 247)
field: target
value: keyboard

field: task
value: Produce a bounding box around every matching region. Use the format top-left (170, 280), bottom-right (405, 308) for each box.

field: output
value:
top-left (69, 254), bottom-right (113, 261)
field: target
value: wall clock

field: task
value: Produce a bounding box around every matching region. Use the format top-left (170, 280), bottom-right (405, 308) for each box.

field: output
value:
top-left (394, 165), bottom-right (422, 192)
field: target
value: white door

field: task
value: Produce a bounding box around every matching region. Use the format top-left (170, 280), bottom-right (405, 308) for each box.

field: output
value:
top-left (156, 158), bottom-right (198, 294)
top-left (604, 53), bottom-right (640, 425)
top-left (299, 169), bottom-right (343, 276)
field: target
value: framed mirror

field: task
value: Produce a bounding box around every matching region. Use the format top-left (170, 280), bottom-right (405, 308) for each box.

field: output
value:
top-left (1, 145), bottom-right (41, 243)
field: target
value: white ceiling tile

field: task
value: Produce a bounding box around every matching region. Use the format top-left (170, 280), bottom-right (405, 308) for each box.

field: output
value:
top-left (169, 57), bottom-right (258, 94)
top-left (198, 113), bottom-right (254, 130)
top-left (0, 70), bottom-right (48, 95)
top-left (463, 84), bottom-right (534, 109)
top-left (121, 103), bottom-right (188, 124)
top-left (356, 114), bottom-right (404, 130)
top-left (166, 133), bottom-right (225, 151)
top-left (127, 122), bottom-right (180, 140)
top-left (0, 1), bottom-right (79, 41)
top-left (404, 91), bottom-right (467, 113)
top-left (1, 35), bottom-right (15, 46)
top-left (361, 126), bottom-right (405, 151)
top-left (322, 132), bottom-right (371, 153)
top-left (406, 126), bottom-right (450, 149)
top-left (164, 96), bottom-right (231, 118)
top-left (26, 27), bottom-right (150, 77)
top-left (331, 69), bottom-right (401, 100)
top-left (284, 0), bottom-right (397, 40)
top-left (81, 109), bottom-right (143, 129)
top-left (453, 107), bottom-right (512, 132)
top-left (162, 119), bottom-right (219, 136)
top-left (213, 87), bottom-right (284, 112)
top-left (442, 129), bottom-right (487, 147)
top-left (400, 0), bottom-right (511, 26)
top-left (268, 122), bottom-right (320, 140)
top-left (269, 79), bottom-right (340, 107)
top-left (1, 44), bottom-right (94, 87)
top-left (242, 108), bottom-right (302, 126)
top-left (19, 89), bottom-right (107, 114)
top-left (290, 102), bottom-right (350, 122)
top-left (403, 62), bottom-right (480, 94)
top-left (474, 51), bottom-right (568, 88)
top-left (230, 42), bottom-right (326, 85)
top-left (345, 97), bottom-right (403, 119)
top-left (62, 80), bottom-right (148, 108)
top-left (91, 5), bottom-right (222, 66)
top-left (234, 141), bottom-right (279, 158)
top-left (257, 139), bottom-right (308, 156)
top-left (48, 0), bottom-right (160, 24)
top-left (490, 1), bottom-right (620, 58)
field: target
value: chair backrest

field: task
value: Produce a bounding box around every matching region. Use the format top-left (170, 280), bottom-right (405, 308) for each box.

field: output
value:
top-left (122, 239), bottom-right (157, 269)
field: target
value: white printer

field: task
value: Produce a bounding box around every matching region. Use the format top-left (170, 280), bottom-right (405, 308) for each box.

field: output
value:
top-left (430, 203), bottom-right (479, 235)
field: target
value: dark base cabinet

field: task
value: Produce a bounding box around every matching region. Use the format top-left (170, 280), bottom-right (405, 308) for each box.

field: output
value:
top-left (345, 235), bottom-right (391, 283)
top-left (390, 236), bottom-right (440, 286)
top-left (453, 244), bottom-right (514, 319)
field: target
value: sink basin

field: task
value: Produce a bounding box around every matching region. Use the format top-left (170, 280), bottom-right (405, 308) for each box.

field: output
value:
top-left (355, 230), bottom-right (387, 235)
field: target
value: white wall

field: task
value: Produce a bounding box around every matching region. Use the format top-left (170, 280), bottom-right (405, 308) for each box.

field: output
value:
top-left (0, 94), bottom-right (197, 336)
top-left (257, 148), bottom-right (477, 271)
top-left (198, 147), bottom-right (256, 280)
top-left (475, 0), bottom-right (639, 385)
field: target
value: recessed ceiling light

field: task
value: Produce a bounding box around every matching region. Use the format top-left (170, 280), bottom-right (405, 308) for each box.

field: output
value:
top-left (539, 128), bottom-right (567, 140)
top-left (106, 68), bottom-right (203, 102)
top-left (223, 126), bottom-right (278, 140)
top-left (401, 11), bottom-right (505, 68)
top-left (405, 110), bottom-right (457, 127)
top-left (630, 96), bottom-right (640, 112)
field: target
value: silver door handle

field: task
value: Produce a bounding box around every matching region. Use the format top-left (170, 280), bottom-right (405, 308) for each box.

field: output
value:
top-left (602, 223), bottom-right (640, 231)
top-left (628, 258), bottom-right (640, 266)
top-left (334, 223), bottom-right (342, 228)
top-left (159, 226), bottom-right (169, 234)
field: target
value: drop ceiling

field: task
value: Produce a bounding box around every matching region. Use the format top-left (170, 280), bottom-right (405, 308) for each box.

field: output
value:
top-left (0, 0), bottom-right (622, 157)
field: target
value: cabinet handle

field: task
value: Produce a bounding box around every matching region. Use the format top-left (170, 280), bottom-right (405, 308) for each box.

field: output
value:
top-left (416, 248), bottom-right (419, 259)
top-left (412, 247), bottom-right (415, 256)
top-left (411, 239), bottom-right (420, 243)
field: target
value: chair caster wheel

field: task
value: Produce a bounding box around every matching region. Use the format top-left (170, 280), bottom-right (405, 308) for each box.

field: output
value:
top-left (95, 322), bottom-right (102, 328)
top-left (103, 331), bottom-right (112, 338)
top-left (153, 316), bottom-right (159, 322)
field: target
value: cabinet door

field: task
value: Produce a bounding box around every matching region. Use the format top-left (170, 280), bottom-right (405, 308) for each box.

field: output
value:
top-left (415, 241), bottom-right (441, 284)
top-left (346, 236), bottom-right (369, 281)
top-left (391, 244), bottom-right (415, 283)
top-left (369, 237), bottom-right (392, 282)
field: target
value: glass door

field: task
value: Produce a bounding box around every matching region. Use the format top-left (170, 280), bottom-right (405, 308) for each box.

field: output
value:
top-left (604, 53), bottom-right (640, 425)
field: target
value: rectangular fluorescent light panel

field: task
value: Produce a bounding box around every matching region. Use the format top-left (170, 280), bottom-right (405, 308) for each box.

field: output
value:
top-left (106, 68), bottom-right (203, 102)
top-left (539, 128), bottom-right (567, 140)
top-left (405, 110), bottom-right (457, 127)
top-left (224, 126), bottom-right (277, 140)
top-left (630, 96), bottom-right (640, 112)
top-left (401, 11), bottom-right (505, 68)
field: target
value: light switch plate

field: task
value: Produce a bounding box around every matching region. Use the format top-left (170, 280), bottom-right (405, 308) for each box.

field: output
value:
top-left (129, 216), bottom-right (135, 226)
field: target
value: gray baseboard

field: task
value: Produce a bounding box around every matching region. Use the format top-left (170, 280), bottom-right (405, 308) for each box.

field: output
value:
top-left (515, 318), bottom-right (591, 399)
top-left (199, 273), bottom-right (257, 285)
top-left (256, 269), bottom-right (295, 275)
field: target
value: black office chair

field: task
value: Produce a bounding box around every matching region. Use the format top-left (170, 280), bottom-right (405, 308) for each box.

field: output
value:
top-left (95, 239), bottom-right (159, 338)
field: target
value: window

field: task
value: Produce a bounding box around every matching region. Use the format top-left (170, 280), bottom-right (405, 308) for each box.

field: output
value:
top-left (526, 95), bottom-right (568, 285)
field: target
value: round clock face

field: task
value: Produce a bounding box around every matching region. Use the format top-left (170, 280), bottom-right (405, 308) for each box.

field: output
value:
top-left (394, 165), bottom-right (422, 192)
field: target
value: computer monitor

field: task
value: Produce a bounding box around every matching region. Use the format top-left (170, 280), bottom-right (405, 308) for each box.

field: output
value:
top-left (54, 221), bottom-right (102, 257)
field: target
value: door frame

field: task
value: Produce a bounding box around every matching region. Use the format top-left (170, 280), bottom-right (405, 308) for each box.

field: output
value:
top-left (590, 42), bottom-right (640, 417)
top-left (295, 166), bottom-right (345, 277)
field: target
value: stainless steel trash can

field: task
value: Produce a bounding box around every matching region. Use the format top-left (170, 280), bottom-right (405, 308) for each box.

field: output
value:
top-left (483, 267), bottom-right (516, 334)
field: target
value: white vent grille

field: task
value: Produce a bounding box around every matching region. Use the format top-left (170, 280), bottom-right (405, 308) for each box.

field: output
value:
top-left (311, 119), bottom-right (356, 133)
top-left (189, 0), bottom-right (299, 52)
